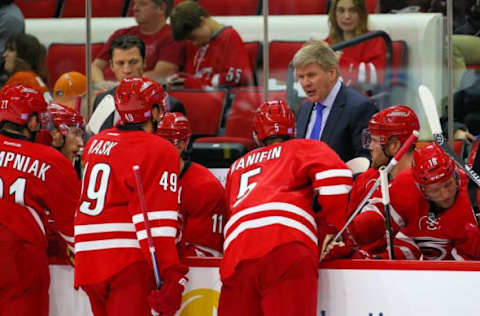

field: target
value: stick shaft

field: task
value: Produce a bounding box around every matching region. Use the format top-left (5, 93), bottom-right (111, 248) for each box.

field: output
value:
top-left (132, 165), bottom-right (162, 288)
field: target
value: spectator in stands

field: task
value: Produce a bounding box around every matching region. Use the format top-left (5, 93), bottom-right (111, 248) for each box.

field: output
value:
top-left (157, 112), bottom-right (226, 258)
top-left (91, 0), bottom-right (184, 89)
top-left (167, 0), bottom-right (253, 89)
top-left (325, 0), bottom-right (387, 88)
top-left (294, 40), bottom-right (377, 162)
top-left (53, 71), bottom-right (86, 111)
top-left (0, 0), bottom-right (24, 85)
top-left (2, 33), bottom-right (49, 94)
top-left (88, 35), bottom-right (185, 134)
top-left (0, 0), bottom-right (23, 54)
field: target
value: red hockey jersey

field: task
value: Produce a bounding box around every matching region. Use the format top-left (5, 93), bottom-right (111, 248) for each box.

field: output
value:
top-left (74, 129), bottom-right (180, 287)
top-left (0, 133), bottom-right (79, 250)
top-left (183, 26), bottom-right (254, 89)
top-left (326, 35), bottom-right (386, 86)
top-left (177, 162), bottom-right (226, 257)
top-left (220, 139), bottom-right (352, 280)
top-left (352, 168), bottom-right (479, 260)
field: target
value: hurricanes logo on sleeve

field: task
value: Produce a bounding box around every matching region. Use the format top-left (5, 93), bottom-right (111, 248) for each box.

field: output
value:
top-left (178, 288), bottom-right (220, 316)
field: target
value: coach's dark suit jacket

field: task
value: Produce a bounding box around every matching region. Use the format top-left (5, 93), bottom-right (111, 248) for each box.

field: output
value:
top-left (296, 83), bottom-right (377, 162)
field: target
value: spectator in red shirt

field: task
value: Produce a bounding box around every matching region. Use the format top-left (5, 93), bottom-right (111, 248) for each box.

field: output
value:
top-left (326, 0), bottom-right (387, 88)
top-left (91, 0), bottom-right (184, 89)
top-left (167, 1), bottom-right (253, 89)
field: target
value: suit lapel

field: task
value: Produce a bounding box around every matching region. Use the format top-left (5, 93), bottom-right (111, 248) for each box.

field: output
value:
top-left (298, 101), bottom-right (315, 137)
top-left (321, 84), bottom-right (347, 143)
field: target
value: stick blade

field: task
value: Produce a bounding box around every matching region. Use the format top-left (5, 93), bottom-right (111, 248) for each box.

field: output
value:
top-left (418, 85), bottom-right (442, 135)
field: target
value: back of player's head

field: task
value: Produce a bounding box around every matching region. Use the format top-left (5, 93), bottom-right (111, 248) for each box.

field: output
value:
top-left (157, 112), bottom-right (192, 145)
top-left (48, 103), bottom-right (85, 136)
top-left (368, 105), bottom-right (420, 145)
top-left (412, 143), bottom-right (456, 186)
top-left (109, 35), bottom-right (146, 61)
top-left (114, 77), bottom-right (168, 125)
top-left (0, 84), bottom-right (47, 126)
top-left (170, 1), bottom-right (210, 41)
top-left (292, 40), bottom-right (339, 74)
top-left (253, 100), bottom-right (295, 144)
top-left (53, 72), bottom-right (86, 100)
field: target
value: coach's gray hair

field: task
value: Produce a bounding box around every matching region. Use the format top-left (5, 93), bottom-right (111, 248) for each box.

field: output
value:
top-left (292, 40), bottom-right (339, 74)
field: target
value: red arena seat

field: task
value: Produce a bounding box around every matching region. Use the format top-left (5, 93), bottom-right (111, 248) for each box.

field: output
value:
top-left (269, 0), bottom-right (327, 15)
top-left (15, 0), bottom-right (60, 18)
top-left (46, 43), bottom-right (103, 88)
top-left (167, 89), bottom-right (227, 136)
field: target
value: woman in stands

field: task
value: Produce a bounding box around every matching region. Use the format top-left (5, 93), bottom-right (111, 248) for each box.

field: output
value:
top-left (325, 0), bottom-right (386, 89)
top-left (2, 33), bottom-right (49, 93)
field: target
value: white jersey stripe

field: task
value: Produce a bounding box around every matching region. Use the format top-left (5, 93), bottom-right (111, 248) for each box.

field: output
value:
top-left (75, 223), bottom-right (135, 235)
top-left (317, 184), bottom-right (352, 195)
top-left (131, 211), bottom-right (178, 224)
top-left (451, 248), bottom-right (465, 261)
top-left (58, 231), bottom-right (75, 243)
top-left (136, 227), bottom-right (177, 240)
top-left (75, 238), bottom-right (140, 252)
top-left (224, 202), bottom-right (316, 235)
top-left (398, 246), bottom-right (417, 260)
top-left (315, 169), bottom-right (352, 180)
top-left (26, 205), bottom-right (45, 235)
top-left (224, 216), bottom-right (318, 252)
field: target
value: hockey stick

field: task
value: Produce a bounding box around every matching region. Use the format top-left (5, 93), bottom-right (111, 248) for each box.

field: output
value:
top-left (418, 85), bottom-right (480, 225)
top-left (330, 130), bottom-right (419, 244)
top-left (379, 166), bottom-right (394, 260)
top-left (467, 139), bottom-right (480, 221)
top-left (132, 165), bottom-right (163, 289)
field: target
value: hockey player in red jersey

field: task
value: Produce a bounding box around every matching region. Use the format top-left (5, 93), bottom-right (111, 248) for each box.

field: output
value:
top-left (48, 103), bottom-right (85, 177)
top-left (157, 112), bottom-right (226, 257)
top-left (351, 143), bottom-right (480, 260)
top-left (218, 100), bottom-right (352, 316)
top-left (0, 85), bottom-right (79, 316)
top-left (74, 77), bottom-right (187, 316)
top-left (168, 1), bottom-right (254, 89)
top-left (347, 105), bottom-right (419, 251)
top-left (46, 103), bottom-right (85, 264)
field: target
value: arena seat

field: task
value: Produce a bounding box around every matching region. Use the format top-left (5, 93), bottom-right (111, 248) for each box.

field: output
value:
top-left (167, 89), bottom-right (227, 137)
top-left (46, 43), bottom-right (104, 88)
top-left (365, 0), bottom-right (379, 13)
top-left (16, 0), bottom-right (60, 18)
top-left (129, 0), bottom-right (259, 16)
top-left (195, 88), bottom-right (288, 150)
top-left (60, 0), bottom-right (127, 17)
top-left (244, 41), bottom-right (262, 86)
top-left (269, 0), bottom-right (327, 14)
top-left (268, 41), bottom-right (304, 83)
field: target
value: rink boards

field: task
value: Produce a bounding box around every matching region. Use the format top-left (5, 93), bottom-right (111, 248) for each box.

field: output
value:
top-left (49, 258), bottom-right (480, 316)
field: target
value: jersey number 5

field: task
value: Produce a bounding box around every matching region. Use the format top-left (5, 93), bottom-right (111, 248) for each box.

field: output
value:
top-left (233, 167), bottom-right (261, 208)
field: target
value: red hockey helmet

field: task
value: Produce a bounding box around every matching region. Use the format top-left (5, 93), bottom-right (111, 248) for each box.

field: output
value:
top-left (157, 112), bottom-right (192, 144)
top-left (48, 103), bottom-right (85, 136)
top-left (368, 105), bottom-right (420, 145)
top-left (0, 84), bottom-right (47, 125)
top-left (114, 77), bottom-right (168, 124)
top-left (252, 100), bottom-right (295, 143)
top-left (412, 143), bottom-right (456, 186)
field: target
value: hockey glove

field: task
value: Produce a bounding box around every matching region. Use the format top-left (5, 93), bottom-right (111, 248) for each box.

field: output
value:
top-left (148, 264), bottom-right (188, 316)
